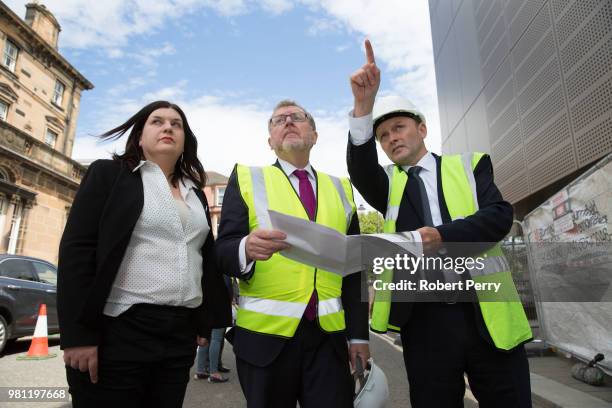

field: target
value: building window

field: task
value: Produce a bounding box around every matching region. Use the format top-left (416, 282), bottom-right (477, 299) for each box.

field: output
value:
top-left (53, 80), bottom-right (65, 106)
top-left (216, 186), bottom-right (226, 206)
top-left (45, 129), bottom-right (58, 147)
top-left (0, 100), bottom-right (7, 121)
top-left (2, 40), bottom-right (18, 72)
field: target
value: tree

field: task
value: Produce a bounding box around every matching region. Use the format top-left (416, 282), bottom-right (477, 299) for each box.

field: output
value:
top-left (358, 211), bottom-right (384, 234)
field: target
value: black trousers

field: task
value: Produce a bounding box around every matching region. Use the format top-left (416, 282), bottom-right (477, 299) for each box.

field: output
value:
top-left (66, 304), bottom-right (197, 408)
top-left (401, 302), bottom-right (532, 408)
top-left (236, 319), bottom-right (353, 408)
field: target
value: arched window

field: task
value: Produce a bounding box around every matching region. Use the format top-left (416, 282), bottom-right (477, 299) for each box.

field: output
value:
top-left (0, 167), bottom-right (9, 181)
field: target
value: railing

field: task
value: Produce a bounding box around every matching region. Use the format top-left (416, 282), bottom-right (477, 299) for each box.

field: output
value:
top-left (0, 120), bottom-right (85, 183)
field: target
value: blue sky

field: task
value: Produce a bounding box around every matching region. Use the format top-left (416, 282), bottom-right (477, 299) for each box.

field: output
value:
top-left (7, 0), bottom-right (440, 190)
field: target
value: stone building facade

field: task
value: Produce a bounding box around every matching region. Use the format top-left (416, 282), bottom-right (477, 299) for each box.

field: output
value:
top-left (0, 2), bottom-right (93, 264)
top-left (203, 171), bottom-right (228, 237)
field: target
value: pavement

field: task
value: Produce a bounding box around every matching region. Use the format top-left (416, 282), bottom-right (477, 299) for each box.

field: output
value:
top-left (0, 332), bottom-right (610, 407)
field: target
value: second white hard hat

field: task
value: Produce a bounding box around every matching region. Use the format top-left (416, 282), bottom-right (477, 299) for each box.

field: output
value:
top-left (372, 95), bottom-right (426, 135)
top-left (354, 358), bottom-right (390, 408)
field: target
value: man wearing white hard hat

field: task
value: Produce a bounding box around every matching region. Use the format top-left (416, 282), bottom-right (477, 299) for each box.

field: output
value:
top-left (346, 40), bottom-right (533, 407)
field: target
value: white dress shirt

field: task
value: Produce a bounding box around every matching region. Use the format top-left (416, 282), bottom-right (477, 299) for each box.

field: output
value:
top-left (349, 111), bottom-right (443, 227)
top-left (104, 160), bottom-right (210, 316)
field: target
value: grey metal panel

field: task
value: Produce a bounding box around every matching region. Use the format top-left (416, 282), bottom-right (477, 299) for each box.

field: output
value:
top-left (481, 33), bottom-right (510, 82)
top-left (524, 114), bottom-right (571, 164)
top-left (465, 93), bottom-right (492, 153)
top-left (436, 0), bottom-right (454, 55)
top-left (438, 31), bottom-right (464, 134)
top-left (443, 132), bottom-right (454, 155)
top-left (551, 0), bottom-right (572, 19)
top-left (574, 116), bottom-right (612, 167)
top-left (522, 85), bottom-right (565, 140)
top-left (511, 2), bottom-right (553, 74)
top-left (455, 0), bottom-right (485, 111)
top-left (507, 0), bottom-right (548, 46)
top-left (484, 56), bottom-right (513, 103)
top-left (517, 58), bottom-right (561, 117)
top-left (496, 147), bottom-right (528, 201)
top-left (452, 119), bottom-right (469, 153)
top-left (492, 123), bottom-right (522, 160)
top-left (475, 0), bottom-right (494, 27)
top-left (499, 169), bottom-right (530, 203)
top-left (430, 1), bottom-right (442, 56)
top-left (452, 0), bottom-right (463, 16)
top-left (557, 0), bottom-right (612, 168)
top-left (431, 0), bottom-right (611, 204)
top-left (514, 31), bottom-right (555, 93)
top-left (565, 36), bottom-right (612, 102)
top-left (559, 1), bottom-right (612, 73)
top-left (528, 141), bottom-right (576, 191)
top-left (487, 74), bottom-right (514, 122)
top-left (570, 77), bottom-right (612, 134)
top-left (429, 0), bottom-right (439, 16)
top-left (554, 0), bottom-right (603, 46)
top-left (436, 43), bottom-right (450, 142)
top-left (480, 12), bottom-right (507, 66)
top-left (489, 100), bottom-right (519, 145)
top-left (478, 0), bottom-right (503, 44)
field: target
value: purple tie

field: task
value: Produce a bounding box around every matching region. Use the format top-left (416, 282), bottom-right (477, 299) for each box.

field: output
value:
top-left (294, 169), bottom-right (317, 321)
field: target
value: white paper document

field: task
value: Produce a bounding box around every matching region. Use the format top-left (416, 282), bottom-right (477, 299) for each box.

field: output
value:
top-left (268, 210), bottom-right (422, 276)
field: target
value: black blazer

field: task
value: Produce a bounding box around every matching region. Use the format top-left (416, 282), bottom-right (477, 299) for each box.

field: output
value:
top-left (57, 159), bottom-right (232, 349)
top-left (347, 135), bottom-right (513, 337)
top-left (215, 162), bottom-right (369, 367)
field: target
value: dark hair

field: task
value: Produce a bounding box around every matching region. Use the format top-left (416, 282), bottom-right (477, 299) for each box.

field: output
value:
top-left (99, 100), bottom-right (207, 189)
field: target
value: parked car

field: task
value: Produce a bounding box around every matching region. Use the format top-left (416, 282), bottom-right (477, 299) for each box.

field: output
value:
top-left (0, 254), bottom-right (59, 354)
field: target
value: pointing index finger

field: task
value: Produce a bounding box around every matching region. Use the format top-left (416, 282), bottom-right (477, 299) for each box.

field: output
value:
top-left (365, 39), bottom-right (375, 64)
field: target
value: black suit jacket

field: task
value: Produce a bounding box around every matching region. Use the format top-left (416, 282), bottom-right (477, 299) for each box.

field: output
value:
top-left (216, 162), bottom-right (369, 367)
top-left (347, 135), bottom-right (513, 336)
top-left (57, 159), bottom-right (232, 349)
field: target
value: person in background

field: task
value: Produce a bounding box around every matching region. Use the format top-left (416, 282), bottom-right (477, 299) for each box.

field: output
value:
top-left (194, 275), bottom-right (233, 382)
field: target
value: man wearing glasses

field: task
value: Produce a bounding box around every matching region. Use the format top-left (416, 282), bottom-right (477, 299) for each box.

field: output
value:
top-left (216, 100), bottom-right (370, 407)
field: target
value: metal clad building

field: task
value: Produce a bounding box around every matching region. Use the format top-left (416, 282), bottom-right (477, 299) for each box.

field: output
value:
top-left (429, 0), bottom-right (612, 217)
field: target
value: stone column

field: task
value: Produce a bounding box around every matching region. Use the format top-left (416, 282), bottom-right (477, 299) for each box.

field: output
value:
top-left (7, 196), bottom-right (23, 254)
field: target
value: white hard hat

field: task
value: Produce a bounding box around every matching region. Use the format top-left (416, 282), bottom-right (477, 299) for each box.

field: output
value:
top-left (354, 358), bottom-right (389, 408)
top-left (372, 95), bottom-right (426, 135)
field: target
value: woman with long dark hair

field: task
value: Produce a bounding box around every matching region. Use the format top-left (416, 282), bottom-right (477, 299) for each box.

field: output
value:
top-left (57, 100), bottom-right (232, 407)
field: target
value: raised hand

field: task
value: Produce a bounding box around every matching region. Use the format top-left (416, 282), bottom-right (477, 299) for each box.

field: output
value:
top-left (350, 39), bottom-right (381, 117)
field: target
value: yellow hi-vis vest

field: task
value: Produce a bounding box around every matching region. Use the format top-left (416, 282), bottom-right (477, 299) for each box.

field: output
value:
top-left (235, 164), bottom-right (356, 337)
top-left (370, 153), bottom-right (533, 351)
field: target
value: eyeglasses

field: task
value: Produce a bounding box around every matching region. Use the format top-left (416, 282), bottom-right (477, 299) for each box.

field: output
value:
top-left (269, 112), bottom-right (309, 127)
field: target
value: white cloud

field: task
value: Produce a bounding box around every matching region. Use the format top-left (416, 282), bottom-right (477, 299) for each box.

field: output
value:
top-left (304, 0), bottom-right (441, 154)
top-left (4, 0), bottom-right (248, 49)
top-left (259, 0), bottom-right (294, 15)
top-left (306, 16), bottom-right (345, 36)
top-left (12, 0), bottom-right (441, 175)
top-left (72, 90), bottom-right (353, 177)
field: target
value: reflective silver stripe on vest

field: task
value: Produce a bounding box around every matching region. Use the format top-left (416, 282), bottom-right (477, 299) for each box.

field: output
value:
top-left (249, 167), bottom-right (272, 229)
top-left (240, 296), bottom-right (305, 318)
top-left (461, 153), bottom-right (479, 211)
top-left (318, 297), bottom-right (343, 316)
top-left (329, 175), bottom-right (354, 229)
top-left (469, 255), bottom-right (510, 277)
top-left (384, 165), bottom-right (396, 223)
top-left (385, 206), bottom-right (399, 222)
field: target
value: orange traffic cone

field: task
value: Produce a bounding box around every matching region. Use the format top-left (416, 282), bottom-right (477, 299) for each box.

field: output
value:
top-left (17, 304), bottom-right (57, 360)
